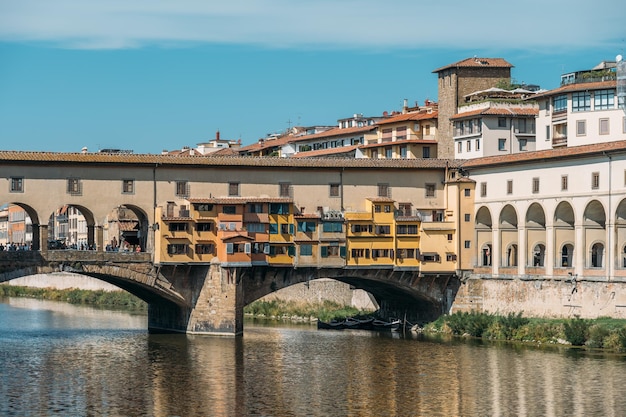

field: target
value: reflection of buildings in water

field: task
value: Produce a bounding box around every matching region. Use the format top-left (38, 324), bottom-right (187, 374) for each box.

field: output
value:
top-left (149, 335), bottom-right (243, 417)
top-left (452, 343), bottom-right (626, 417)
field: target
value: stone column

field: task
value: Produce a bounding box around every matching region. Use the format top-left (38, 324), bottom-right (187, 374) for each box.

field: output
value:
top-left (545, 225), bottom-right (554, 276)
top-left (606, 220), bottom-right (614, 281)
top-left (38, 224), bottom-right (48, 254)
top-left (492, 226), bottom-right (500, 275)
top-left (95, 225), bottom-right (104, 252)
top-left (575, 224), bottom-right (584, 276)
top-left (518, 226), bottom-right (526, 275)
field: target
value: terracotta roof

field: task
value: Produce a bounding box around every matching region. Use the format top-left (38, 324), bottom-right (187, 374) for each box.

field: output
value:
top-left (291, 145), bottom-right (360, 158)
top-left (287, 125), bottom-right (375, 144)
top-left (433, 57), bottom-right (513, 73)
top-left (208, 147), bottom-right (240, 157)
top-left (376, 111), bottom-right (438, 125)
top-left (451, 107), bottom-right (538, 120)
top-left (237, 133), bottom-right (293, 153)
top-left (461, 140), bottom-right (626, 169)
top-left (118, 221), bottom-right (138, 231)
top-left (0, 151), bottom-right (458, 169)
top-left (531, 80), bottom-right (616, 99)
top-left (359, 140), bottom-right (437, 150)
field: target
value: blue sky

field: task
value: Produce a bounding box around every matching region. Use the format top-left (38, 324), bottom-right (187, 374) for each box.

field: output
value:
top-left (0, 1), bottom-right (624, 154)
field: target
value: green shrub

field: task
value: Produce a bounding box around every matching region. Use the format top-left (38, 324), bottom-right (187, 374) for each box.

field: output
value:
top-left (563, 317), bottom-right (590, 346)
top-left (586, 324), bottom-right (610, 348)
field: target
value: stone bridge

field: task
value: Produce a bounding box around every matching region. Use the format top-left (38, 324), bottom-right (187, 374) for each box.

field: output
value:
top-left (0, 251), bottom-right (460, 335)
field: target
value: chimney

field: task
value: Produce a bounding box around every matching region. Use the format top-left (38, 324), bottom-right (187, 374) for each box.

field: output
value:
top-left (216, 130), bottom-right (220, 141)
top-left (403, 99), bottom-right (408, 114)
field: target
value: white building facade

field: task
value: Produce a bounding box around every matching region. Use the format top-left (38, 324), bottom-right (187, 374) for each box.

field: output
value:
top-left (464, 139), bottom-right (626, 281)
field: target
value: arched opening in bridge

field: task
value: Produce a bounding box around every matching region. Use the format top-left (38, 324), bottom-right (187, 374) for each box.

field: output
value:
top-left (48, 205), bottom-right (95, 250)
top-left (0, 202), bottom-right (39, 251)
top-left (104, 205), bottom-right (149, 252)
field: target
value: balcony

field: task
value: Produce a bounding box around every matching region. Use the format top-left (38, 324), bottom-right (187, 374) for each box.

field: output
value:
top-left (552, 137), bottom-right (568, 147)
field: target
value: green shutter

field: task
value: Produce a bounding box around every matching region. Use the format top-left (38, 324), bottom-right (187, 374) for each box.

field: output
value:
top-left (288, 245), bottom-right (295, 256)
top-left (340, 246), bottom-right (346, 258)
top-left (321, 246), bottom-right (328, 258)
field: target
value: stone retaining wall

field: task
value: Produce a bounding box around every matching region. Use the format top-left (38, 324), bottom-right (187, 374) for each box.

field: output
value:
top-left (452, 277), bottom-right (626, 319)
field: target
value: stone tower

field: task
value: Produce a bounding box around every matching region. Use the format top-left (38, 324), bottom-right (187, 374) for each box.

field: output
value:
top-left (433, 57), bottom-right (513, 159)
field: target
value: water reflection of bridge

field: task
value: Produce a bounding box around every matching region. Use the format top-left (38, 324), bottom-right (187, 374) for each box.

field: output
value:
top-left (0, 250), bottom-right (459, 336)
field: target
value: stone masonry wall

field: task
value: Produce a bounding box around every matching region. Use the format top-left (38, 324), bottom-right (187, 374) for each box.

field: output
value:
top-left (260, 278), bottom-right (378, 311)
top-left (452, 277), bottom-right (626, 319)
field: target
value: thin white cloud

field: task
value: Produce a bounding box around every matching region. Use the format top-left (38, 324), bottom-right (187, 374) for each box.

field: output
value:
top-left (0, 0), bottom-right (623, 50)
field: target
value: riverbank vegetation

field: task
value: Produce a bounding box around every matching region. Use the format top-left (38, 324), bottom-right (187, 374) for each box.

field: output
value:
top-left (244, 299), bottom-right (373, 323)
top-left (0, 284), bottom-right (147, 312)
top-left (423, 311), bottom-right (626, 352)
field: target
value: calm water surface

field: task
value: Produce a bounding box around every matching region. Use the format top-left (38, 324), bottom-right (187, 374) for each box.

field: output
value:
top-left (1, 297), bottom-right (626, 417)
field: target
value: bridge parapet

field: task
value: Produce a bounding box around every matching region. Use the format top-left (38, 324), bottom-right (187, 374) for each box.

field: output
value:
top-left (0, 250), bottom-right (151, 264)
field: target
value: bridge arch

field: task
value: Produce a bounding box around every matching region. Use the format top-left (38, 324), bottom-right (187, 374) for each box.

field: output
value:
top-left (1, 202), bottom-right (40, 250)
top-left (240, 266), bottom-right (459, 323)
top-left (102, 204), bottom-right (151, 252)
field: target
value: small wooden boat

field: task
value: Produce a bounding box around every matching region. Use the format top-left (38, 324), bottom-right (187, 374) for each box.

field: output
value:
top-left (372, 319), bottom-right (402, 331)
top-left (349, 317), bottom-right (375, 330)
top-left (317, 319), bottom-right (345, 330)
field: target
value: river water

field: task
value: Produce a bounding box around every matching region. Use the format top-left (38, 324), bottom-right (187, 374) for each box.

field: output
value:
top-left (1, 298), bottom-right (626, 417)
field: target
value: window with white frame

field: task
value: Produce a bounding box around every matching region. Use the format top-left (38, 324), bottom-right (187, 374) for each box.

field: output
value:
top-left (599, 118), bottom-right (610, 135)
top-left (592, 172), bottom-right (600, 189)
top-left (532, 177), bottom-right (540, 194)
top-left (576, 120), bottom-right (586, 136)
